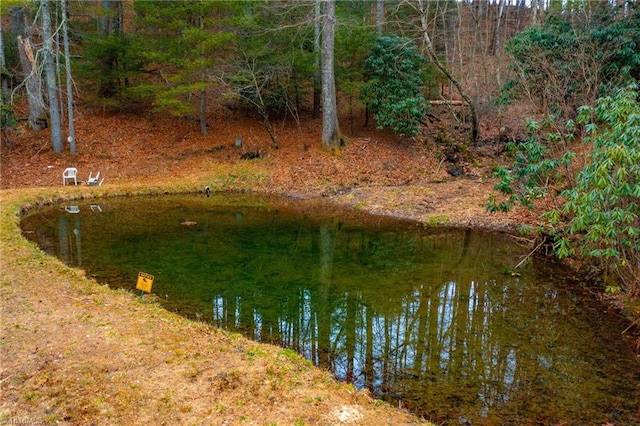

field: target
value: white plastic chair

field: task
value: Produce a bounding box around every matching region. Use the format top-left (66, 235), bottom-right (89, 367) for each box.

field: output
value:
top-left (62, 167), bottom-right (78, 185)
top-left (87, 171), bottom-right (104, 186)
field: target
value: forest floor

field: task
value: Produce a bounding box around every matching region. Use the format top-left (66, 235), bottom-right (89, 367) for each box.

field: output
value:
top-left (1, 106), bottom-right (546, 425)
top-left (2, 104), bottom-right (540, 227)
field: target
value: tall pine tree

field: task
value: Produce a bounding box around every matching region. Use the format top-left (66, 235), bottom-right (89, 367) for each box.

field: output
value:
top-left (134, 0), bottom-right (235, 135)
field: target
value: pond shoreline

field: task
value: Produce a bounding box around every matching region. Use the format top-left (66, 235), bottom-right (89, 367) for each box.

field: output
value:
top-left (6, 184), bottom-right (504, 424)
top-left (22, 192), bottom-right (640, 423)
top-left (2, 181), bottom-right (637, 425)
top-left (2, 184), bottom-right (433, 425)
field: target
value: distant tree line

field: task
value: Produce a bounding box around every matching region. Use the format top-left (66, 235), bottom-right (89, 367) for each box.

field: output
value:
top-left (4, 0), bottom-right (598, 150)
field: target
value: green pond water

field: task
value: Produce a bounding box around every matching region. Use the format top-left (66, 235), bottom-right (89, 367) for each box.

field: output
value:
top-left (20, 193), bottom-right (639, 425)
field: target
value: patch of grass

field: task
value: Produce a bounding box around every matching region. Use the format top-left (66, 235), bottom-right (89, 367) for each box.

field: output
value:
top-left (517, 224), bottom-right (544, 236)
top-left (209, 165), bottom-right (268, 190)
top-left (24, 391), bottom-right (41, 401)
top-left (278, 348), bottom-right (299, 360)
top-left (186, 368), bottom-right (201, 380)
top-left (91, 395), bottom-right (107, 405)
top-left (246, 347), bottom-right (266, 359)
top-left (353, 201), bottom-right (367, 210)
top-left (305, 396), bottom-right (324, 404)
top-left (43, 414), bottom-right (61, 423)
top-left (427, 215), bottom-right (450, 226)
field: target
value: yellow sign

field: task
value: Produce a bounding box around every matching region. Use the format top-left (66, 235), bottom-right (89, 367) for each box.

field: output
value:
top-left (136, 272), bottom-right (154, 293)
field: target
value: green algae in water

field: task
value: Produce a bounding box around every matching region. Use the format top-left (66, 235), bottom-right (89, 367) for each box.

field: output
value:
top-left (21, 194), bottom-right (640, 425)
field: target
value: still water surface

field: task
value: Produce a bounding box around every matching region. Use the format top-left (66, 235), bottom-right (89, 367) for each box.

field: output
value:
top-left (20, 194), bottom-right (639, 425)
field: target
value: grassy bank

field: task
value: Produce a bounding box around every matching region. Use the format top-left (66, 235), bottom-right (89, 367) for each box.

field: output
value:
top-left (0, 182), bottom-right (428, 425)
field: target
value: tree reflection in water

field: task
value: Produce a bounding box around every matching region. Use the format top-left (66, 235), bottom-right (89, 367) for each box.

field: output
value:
top-left (21, 195), bottom-right (640, 425)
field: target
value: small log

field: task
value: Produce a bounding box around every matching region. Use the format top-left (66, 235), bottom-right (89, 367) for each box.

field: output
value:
top-left (428, 100), bottom-right (469, 106)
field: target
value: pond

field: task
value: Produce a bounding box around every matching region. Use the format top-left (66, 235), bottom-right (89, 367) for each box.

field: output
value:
top-left (20, 193), bottom-right (640, 425)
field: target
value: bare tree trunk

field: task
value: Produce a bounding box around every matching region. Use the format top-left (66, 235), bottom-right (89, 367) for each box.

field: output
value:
top-left (14, 6), bottom-right (45, 131)
top-left (101, 0), bottom-right (109, 33)
top-left (376, 0), bottom-right (385, 37)
top-left (61, 0), bottom-right (76, 153)
top-left (416, 0), bottom-right (479, 143)
top-left (198, 14), bottom-right (207, 137)
top-left (17, 35), bottom-right (46, 131)
top-left (321, 0), bottom-right (344, 151)
top-left (312, 0), bottom-right (321, 119)
top-left (199, 86), bottom-right (207, 136)
top-left (491, 0), bottom-right (506, 56)
top-left (0, 17), bottom-right (11, 144)
top-left (531, 0), bottom-right (539, 25)
top-left (55, 2), bottom-right (63, 126)
top-left (0, 16), bottom-right (8, 101)
top-left (261, 116), bottom-right (278, 148)
top-left (102, 0), bottom-right (123, 35)
top-left (516, 0), bottom-right (526, 31)
top-left (368, 0), bottom-right (384, 127)
top-left (41, 0), bottom-right (63, 152)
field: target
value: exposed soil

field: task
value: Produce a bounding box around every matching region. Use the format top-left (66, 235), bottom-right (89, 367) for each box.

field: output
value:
top-left (1, 104), bottom-right (536, 228)
top-left (0, 106), bottom-right (538, 425)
